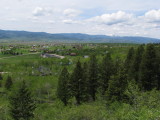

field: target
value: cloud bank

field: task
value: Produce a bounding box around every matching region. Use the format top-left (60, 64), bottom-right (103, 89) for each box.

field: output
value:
top-left (87, 11), bottom-right (133, 25)
top-left (0, 0), bottom-right (160, 38)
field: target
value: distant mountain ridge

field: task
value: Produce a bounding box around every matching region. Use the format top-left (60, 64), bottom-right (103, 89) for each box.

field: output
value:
top-left (0, 29), bottom-right (160, 43)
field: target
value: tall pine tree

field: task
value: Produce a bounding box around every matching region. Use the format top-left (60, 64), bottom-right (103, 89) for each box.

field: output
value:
top-left (82, 62), bottom-right (90, 102)
top-left (106, 66), bottom-right (127, 102)
top-left (100, 53), bottom-right (113, 95)
top-left (57, 67), bottom-right (70, 105)
top-left (5, 76), bottom-right (13, 90)
top-left (113, 56), bottom-right (122, 75)
top-left (129, 45), bottom-right (144, 84)
top-left (139, 44), bottom-right (157, 90)
top-left (88, 54), bottom-right (99, 101)
top-left (0, 74), bottom-right (2, 87)
top-left (0, 74), bottom-right (3, 80)
top-left (124, 47), bottom-right (135, 74)
top-left (70, 60), bottom-right (87, 104)
top-left (9, 81), bottom-right (36, 120)
top-left (156, 47), bottom-right (160, 90)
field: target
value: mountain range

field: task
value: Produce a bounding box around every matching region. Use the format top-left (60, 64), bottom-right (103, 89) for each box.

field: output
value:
top-left (0, 29), bottom-right (160, 43)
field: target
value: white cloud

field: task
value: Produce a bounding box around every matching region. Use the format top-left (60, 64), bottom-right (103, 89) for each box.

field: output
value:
top-left (87, 11), bottom-right (133, 25)
top-left (48, 20), bottom-right (55, 24)
top-left (7, 18), bottom-right (18, 22)
top-left (1, 0), bottom-right (160, 38)
top-left (33, 7), bottom-right (53, 16)
top-left (63, 8), bottom-right (81, 17)
top-left (4, 7), bottom-right (10, 10)
top-left (62, 19), bottom-right (80, 24)
top-left (144, 9), bottom-right (160, 23)
top-left (33, 7), bottom-right (44, 16)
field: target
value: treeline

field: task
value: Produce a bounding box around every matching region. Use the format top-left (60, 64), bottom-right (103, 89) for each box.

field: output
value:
top-left (1, 49), bottom-right (22, 55)
top-left (0, 75), bottom-right (13, 90)
top-left (57, 44), bottom-right (160, 105)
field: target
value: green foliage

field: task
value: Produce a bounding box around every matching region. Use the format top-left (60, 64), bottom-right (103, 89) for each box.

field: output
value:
top-left (70, 61), bottom-right (88, 104)
top-left (139, 44), bottom-right (158, 90)
top-left (5, 76), bottom-right (13, 90)
top-left (136, 90), bottom-right (160, 109)
top-left (9, 81), bottom-right (36, 120)
top-left (88, 54), bottom-right (99, 101)
top-left (125, 80), bottom-right (140, 107)
top-left (0, 74), bottom-right (2, 87)
top-left (57, 67), bottom-right (70, 105)
top-left (99, 53), bottom-right (113, 95)
top-left (124, 47), bottom-right (135, 73)
top-left (113, 56), bottom-right (122, 74)
top-left (0, 74), bottom-right (3, 80)
top-left (1, 43), bottom-right (160, 119)
top-left (129, 45), bottom-right (144, 84)
top-left (107, 66), bottom-right (128, 103)
top-left (82, 62), bottom-right (90, 102)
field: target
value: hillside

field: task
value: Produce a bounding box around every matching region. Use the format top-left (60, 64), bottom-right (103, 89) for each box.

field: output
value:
top-left (0, 29), bottom-right (160, 43)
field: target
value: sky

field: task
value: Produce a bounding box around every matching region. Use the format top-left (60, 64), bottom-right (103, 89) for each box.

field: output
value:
top-left (0, 0), bottom-right (160, 38)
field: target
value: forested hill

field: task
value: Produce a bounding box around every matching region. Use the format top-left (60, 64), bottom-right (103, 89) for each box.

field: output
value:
top-left (0, 29), bottom-right (160, 43)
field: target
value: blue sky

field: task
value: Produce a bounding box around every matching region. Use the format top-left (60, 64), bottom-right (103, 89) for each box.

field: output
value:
top-left (0, 0), bottom-right (160, 38)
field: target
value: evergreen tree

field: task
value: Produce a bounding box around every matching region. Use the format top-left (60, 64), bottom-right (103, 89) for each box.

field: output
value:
top-left (100, 53), bottom-right (113, 95)
top-left (106, 66), bottom-right (127, 102)
top-left (153, 44), bottom-right (160, 90)
top-left (124, 47), bottom-right (135, 73)
top-left (70, 61), bottom-right (87, 104)
top-left (81, 62), bottom-right (90, 102)
top-left (129, 45), bottom-right (144, 84)
top-left (139, 44), bottom-right (157, 90)
top-left (5, 76), bottom-right (13, 90)
top-left (157, 50), bottom-right (160, 90)
top-left (0, 74), bottom-right (3, 80)
top-left (0, 74), bottom-right (2, 87)
top-left (88, 54), bottom-right (99, 101)
top-left (157, 62), bottom-right (160, 90)
top-left (57, 67), bottom-right (70, 105)
top-left (9, 81), bottom-right (36, 120)
top-left (125, 80), bottom-right (140, 106)
top-left (113, 56), bottom-right (122, 75)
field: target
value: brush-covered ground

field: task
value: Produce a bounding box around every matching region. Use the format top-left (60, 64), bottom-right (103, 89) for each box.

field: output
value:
top-left (1, 43), bottom-right (160, 120)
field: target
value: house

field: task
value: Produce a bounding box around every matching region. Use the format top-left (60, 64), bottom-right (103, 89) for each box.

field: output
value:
top-left (70, 53), bottom-right (77, 56)
top-left (83, 55), bottom-right (89, 58)
top-left (41, 53), bottom-right (53, 58)
top-left (30, 50), bottom-right (37, 52)
top-left (41, 53), bottom-right (65, 59)
top-left (32, 66), bottom-right (52, 76)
